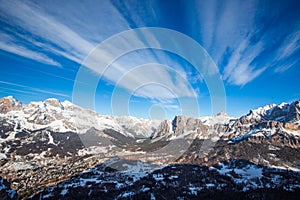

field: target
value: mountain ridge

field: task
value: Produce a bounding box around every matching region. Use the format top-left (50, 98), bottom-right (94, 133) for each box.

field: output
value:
top-left (1, 95), bottom-right (299, 144)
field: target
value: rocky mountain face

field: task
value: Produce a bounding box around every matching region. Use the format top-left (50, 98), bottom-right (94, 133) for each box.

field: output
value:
top-left (229, 100), bottom-right (300, 128)
top-left (0, 96), bottom-right (299, 199)
top-left (0, 96), bottom-right (160, 137)
top-left (222, 100), bottom-right (300, 148)
top-left (247, 101), bottom-right (300, 123)
top-left (151, 115), bottom-right (203, 139)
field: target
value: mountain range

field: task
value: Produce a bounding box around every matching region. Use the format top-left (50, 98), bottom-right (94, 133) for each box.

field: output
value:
top-left (0, 96), bottom-right (299, 199)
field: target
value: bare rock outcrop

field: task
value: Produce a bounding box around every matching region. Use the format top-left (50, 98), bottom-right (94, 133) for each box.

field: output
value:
top-left (152, 115), bottom-right (203, 139)
top-left (151, 119), bottom-right (172, 138)
top-left (172, 115), bottom-right (203, 136)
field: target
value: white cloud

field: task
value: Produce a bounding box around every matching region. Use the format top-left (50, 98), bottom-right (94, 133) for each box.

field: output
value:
top-left (192, 0), bottom-right (299, 85)
top-left (222, 36), bottom-right (266, 85)
top-left (195, 0), bottom-right (259, 63)
top-left (0, 81), bottom-right (69, 98)
top-left (0, 0), bottom-right (131, 66)
top-left (192, 0), bottom-right (266, 86)
top-left (276, 31), bottom-right (300, 60)
top-left (273, 31), bottom-right (300, 73)
top-left (0, 32), bottom-right (61, 67)
top-left (274, 60), bottom-right (298, 73)
top-left (0, 0), bottom-right (197, 100)
top-left (113, 63), bottom-right (196, 99)
top-left (77, 26), bottom-right (201, 100)
top-left (226, 64), bottom-right (266, 86)
top-left (150, 98), bottom-right (180, 110)
top-left (0, 0), bottom-right (95, 64)
top-left (0, 0), bottom-right (222, 108)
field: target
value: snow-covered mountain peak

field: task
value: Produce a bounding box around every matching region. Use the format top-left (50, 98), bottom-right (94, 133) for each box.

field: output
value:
top-left (216, 112), bottom-right (227, 117)
top-left (2, 95), bottom-right (18, 103)
top-left (43, 98), bottom-right (63, 107)
top-left (245, 100), bottom-right (300, 123)
top-left (247, 104), bottom-right (276, 119)
top-left (61, 100), bottom-right (75, 108)
top-left (25, 99), bottom-right (65, 116)
top-left (0, 96), bottom-right (161, 137)
top-left (199, 114), bottom-right (234, 126)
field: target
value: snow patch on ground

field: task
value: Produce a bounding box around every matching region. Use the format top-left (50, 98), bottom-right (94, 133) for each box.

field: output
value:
top-left (47, 131), bottom-right (55, 145)
top-left (0, 153), bottom-right (7, 159)
top-left (153, 174), bottom-right (164, 181)
top-left (189, 186), bottom-right (202, 195)
top-left (121, 161), bottom-right (153, 182)
top-left (60, 188), bottom-right (68, 195)
top-left (10, 162), bottom-right (33, 171)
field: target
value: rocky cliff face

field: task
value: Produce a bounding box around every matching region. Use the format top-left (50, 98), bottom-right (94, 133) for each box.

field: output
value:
top-left (151, 119), bottom-right (172, 138)
top-left (239, 100), bottom-right (300, 124)
top-left (267, 100), bottom-right (300, 122)
top-left (152, 115), bottom-right (204, 139)
top-left (172, 116), bottom-right (203, 136)
top-left (250, 121), bottom-right (300, 131)
top-left (221, 100), bottom-right (300, 148)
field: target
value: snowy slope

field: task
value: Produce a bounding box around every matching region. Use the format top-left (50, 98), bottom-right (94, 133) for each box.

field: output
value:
top-left (245, 100), bottom-right (300, 123)
top-left (199, 112), bottom-right (235, 126)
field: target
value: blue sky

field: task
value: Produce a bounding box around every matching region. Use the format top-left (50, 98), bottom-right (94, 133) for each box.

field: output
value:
top-left (0, 0), bottom-right (299, 119)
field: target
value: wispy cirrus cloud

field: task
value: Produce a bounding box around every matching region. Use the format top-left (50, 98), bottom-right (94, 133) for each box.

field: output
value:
top-left (189, 0), bottom-right (300, 86)
top-left (149, 98), bottom-right (180, 111)
top-left (0, 0), bottom-right (197, 101)
top-left (275, 31), bottom-right (300, 61)
top-left (0, 0), bottom-right (95, 65)
top-left (0, 32), bottom-right (62, 67)
top-left (273, 31), bottom-right (300, 73)
top-left (0, 0), bottom-right (131, 69)
top-left (222, 37), bottom-right (267, 86)
top-left (113, 63), bottom-right (195, 99)
top-left (110, 0), bottom-right (300, 87)
top-left (0, 80), bottom-right (69, 98)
